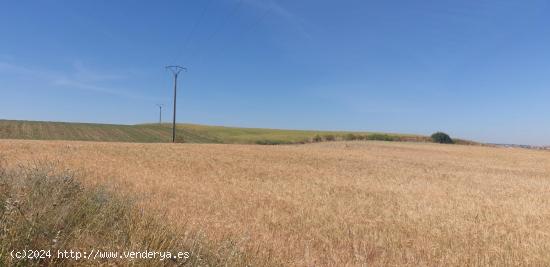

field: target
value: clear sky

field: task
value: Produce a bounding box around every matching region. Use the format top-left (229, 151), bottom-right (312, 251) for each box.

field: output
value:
top-left (1, 0), bottom-right (549, 145)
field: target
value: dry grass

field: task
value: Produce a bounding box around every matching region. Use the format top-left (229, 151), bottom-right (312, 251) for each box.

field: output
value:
top-left (0, 162), bottom-right (257, 266)
top-left (2, 140), bottom-right (550, 266)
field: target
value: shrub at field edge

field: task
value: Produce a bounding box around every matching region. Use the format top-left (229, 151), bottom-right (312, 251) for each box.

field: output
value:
top-left (431, 132), bottom-right (454, 144)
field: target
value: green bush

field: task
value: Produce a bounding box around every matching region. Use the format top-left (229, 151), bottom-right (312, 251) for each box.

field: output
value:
top-left (295, 139), bottom-right (309, 144)
top-left (367, 134), bottom-right (396, 141)
top-left (255, 139), bottom-right (291, 145)
top-left (431, 132), bottom-right (454, 144)
top-left (312, 135), bottom-right (323, 142)
top-left (344, 133), bottom-right (358, 141)
top-left (323, 135), bottom-right (336, 141)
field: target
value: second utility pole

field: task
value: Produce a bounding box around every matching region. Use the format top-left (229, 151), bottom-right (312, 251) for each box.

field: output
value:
top-left (166, 65), bottom-right (186, 143)
top-left (156, 104), bottom-right (164, 124)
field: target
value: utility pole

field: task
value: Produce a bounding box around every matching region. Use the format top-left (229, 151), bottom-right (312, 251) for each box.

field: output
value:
top-left (165, 65), bottom-right (186, 143)
top-left (156, 104), bottom-right (164, 125)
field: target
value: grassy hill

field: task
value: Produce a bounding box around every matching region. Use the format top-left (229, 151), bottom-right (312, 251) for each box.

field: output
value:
top-left (0, 120), bottom-right (218, 143)
top-left (0, 119), bottom-right (432, 144)
top-left (175, 123), bottom-right (430, 144)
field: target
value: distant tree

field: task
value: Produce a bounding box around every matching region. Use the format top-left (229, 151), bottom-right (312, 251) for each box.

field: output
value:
top-left (431, 132), bottom-right (453, 144)
top-left (324, 135), bottom-right (336, 141)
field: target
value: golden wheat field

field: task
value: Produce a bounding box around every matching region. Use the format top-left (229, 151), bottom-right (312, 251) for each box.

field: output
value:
top-left (2, 139), bottom-right (550, 266)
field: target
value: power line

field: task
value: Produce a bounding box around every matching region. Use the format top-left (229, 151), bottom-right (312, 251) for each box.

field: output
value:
top-left (244, 2), bottom-right (274, 36)
top-left (194, 1), bottom-right (274, 65)
top-left (194, 1), bottom-right (275, 65)
top-left (186, 0), bottom-right (244, 64)
top-left (180, 0), bottom-right (214, 62)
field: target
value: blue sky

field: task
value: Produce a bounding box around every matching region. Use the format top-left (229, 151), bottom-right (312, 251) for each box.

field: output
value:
top-left (1, 0), bottom-right (550, 145)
